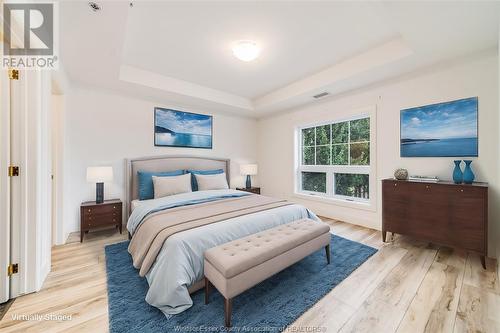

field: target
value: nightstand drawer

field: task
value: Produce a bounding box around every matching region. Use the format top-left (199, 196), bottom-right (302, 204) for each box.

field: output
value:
top-left (85, 213), bottom-right (121, 226)
top-left (83, 204), bottom-right (120, 216)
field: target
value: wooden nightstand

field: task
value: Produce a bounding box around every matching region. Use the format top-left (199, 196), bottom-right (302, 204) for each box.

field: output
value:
top-left (236, 187), bottom-right (261, 195)
top-left (80, 199), bottom-right (122, 242)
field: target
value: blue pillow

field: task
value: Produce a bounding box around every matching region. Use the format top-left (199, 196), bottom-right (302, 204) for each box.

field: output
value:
top-left (187, 169), bottom-right (224, 191)
top-left (137, 170), bottom-right (184, 200)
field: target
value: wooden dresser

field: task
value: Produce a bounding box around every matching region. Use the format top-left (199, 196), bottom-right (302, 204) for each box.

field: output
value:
top-left (80, 199), bottom-right (122, 242)
top-left (382, 179), bottom-right (488, 268)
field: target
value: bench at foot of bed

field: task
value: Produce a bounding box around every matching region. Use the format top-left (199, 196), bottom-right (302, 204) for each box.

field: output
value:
top-left (203, 218), bottom-right (331, 328)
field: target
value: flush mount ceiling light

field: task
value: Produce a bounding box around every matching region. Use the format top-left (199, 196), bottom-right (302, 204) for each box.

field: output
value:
top-left (88, 2), bottom-right (101, 12)
top-left (232, 40), bottom-right (260, 62)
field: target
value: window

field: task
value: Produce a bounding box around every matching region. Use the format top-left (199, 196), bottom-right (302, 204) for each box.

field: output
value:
top-left (297, 115), bottom-right (372, 203)
top-left (302, 172), bottom-right (326, 193)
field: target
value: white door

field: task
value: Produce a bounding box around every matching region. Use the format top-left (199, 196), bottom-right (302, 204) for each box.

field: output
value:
top-left (0, 71), bottom-right (11, 303)
top-left (0, 64), bottom-right (53, 300)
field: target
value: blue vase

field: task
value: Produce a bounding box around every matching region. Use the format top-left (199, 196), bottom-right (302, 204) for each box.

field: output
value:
top-left (452, 160), bottom-right (463, 184)
top-left (463, 160), bottom-right (475, 184)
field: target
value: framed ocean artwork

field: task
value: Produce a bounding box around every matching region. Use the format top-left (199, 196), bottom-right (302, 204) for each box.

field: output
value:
top-left (400, 97), bottom-right (478, 157)
top-left (154, 107), bottom-right (213, 149)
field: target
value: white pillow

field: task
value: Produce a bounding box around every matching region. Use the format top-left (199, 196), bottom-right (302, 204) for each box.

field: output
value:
top-left (152, 173), bottom-right (192, 198)
top-left (194, 173), bottom-right (229, 191)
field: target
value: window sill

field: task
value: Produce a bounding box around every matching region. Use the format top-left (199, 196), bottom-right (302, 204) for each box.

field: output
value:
top-left (293, 192), bottom-right (376, 212)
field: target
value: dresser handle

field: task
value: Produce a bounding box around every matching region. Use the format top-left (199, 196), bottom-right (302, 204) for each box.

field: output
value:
top-left (88, 217), bottom-right (92, 220)
top-left (426, 185), bottom-right (430, 189)
top-left (113, 206), bottom-right (116, 209)
top-left (460, 189), bottom-right (464, 192)
top-left (394, 183), bottom-right (397, 187)
top-left (88, 209), bottom-right (91, 212)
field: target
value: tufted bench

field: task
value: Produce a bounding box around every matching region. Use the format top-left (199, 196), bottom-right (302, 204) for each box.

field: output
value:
top-left (203, 218), bottom-right (331, 327)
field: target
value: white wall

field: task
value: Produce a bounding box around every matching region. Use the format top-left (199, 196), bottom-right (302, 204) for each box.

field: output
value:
top-left (62, 87), bottom-right (258, 236)
top-left (257, 51), bottom-right (499, 257)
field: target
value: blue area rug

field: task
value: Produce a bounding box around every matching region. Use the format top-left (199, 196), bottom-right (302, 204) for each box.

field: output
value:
top-left (105, 234), bottom-right (377, 333)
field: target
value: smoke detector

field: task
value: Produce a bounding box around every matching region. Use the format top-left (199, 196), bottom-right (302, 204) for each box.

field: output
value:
top-left (313, 92), bottom-right (330, 99)
top-left (88, 2), bottom-right (102, 12)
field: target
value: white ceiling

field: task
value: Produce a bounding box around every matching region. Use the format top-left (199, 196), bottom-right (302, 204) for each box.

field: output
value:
top-left (59, 1), bottom-right (500, 117)
top-left (122, 2), bottom-right (397, 99)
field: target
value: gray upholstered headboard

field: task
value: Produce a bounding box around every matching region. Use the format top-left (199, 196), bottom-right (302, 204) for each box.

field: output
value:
top-left (125, 155), bottom-right (230, 214)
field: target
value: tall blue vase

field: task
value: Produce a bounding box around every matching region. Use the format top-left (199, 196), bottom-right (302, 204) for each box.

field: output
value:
top-left (452, 160), bottom-right (463, 184)
top-left (463, 160), bottom-right (475, 184)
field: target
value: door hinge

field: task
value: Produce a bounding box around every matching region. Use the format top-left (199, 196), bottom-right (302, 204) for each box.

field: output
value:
top-left (7, 263), bottom-right (18, 276)
top-left (8, 166), bottom-right (19, 177)
top-left (8, 69), bottom-right (19, 80)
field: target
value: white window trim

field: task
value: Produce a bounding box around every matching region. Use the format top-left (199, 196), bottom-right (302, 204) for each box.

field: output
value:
top-left (294, 106), bottom-right (377, 211)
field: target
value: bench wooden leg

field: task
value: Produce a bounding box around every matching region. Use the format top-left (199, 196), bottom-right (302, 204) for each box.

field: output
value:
top-left (325, 244), bottom-right (331, 264)
top-left (204, 277), bottom-right (211, 305)
top-left (224, 297), bottom-right (232, 328)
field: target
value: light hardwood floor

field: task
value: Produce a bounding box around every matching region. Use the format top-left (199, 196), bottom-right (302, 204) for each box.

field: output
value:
top-left (0, 219), bottom-right (498, 333)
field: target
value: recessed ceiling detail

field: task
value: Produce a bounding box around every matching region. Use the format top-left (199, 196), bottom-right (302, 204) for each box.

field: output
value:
top-left (59, 1), bottom-right (500, 117)
top-left (119, 65), bottom-right (254, 111)
top-left (119, 37), bottom-right (413, 114)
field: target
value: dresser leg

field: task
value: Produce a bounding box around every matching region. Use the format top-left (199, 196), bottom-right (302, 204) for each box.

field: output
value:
top-left (480, 255), bottom-right (486, 269)
top-left (382, 230), bottom-right (387, 242)
top-left (119, 223), bottom-right (123, 234)
top-left (80, 231), bottom-right (83, 243)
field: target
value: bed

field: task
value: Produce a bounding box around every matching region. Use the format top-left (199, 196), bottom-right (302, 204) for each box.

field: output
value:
top-left (125, 155), bottom-right (319, 317)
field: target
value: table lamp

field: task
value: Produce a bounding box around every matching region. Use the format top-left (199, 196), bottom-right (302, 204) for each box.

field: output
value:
top-left (86, 166), bottom-right (113, 204)
top-left (240, 164), bottom-right (258, 189)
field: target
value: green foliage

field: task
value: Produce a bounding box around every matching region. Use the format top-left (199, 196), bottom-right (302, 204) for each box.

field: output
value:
top-left (350, 118), bottom-right (370, 142)
top-left (335, 173), bottom-right (369, 199)
top-left (350, 142), bottom-right (370, 165)
top-left (332, 122), bottom-right (348, 143)
top-left (302, 128), bottom-right (315, 146)
top-left (302, 172), bottom-right (326, 193)
top-left (316, 146), bottom-right (330, 165)
top-left (300, 117), bottom-right (370, 196)
top-left (302, 147), bottom-right (315, 165)
top-left (332, 144), bottom-right (348, 165)
top-left (315, 125), bottom-right (330, 145)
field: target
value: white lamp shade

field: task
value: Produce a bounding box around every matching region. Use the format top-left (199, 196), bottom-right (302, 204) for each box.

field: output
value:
top-left (240, 164), bottom-right (258, 176)
top-left (86, 166), bottom-right (113, 183)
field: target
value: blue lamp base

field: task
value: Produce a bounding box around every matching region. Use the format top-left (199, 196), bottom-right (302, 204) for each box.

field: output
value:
top-left (245, 175), bottom-right (252, 189)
